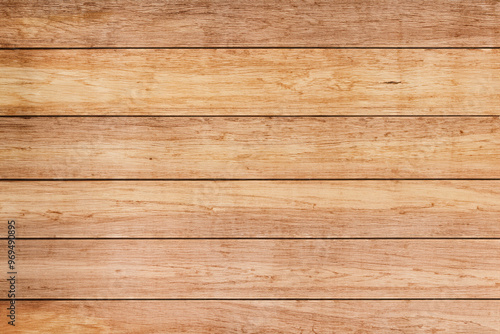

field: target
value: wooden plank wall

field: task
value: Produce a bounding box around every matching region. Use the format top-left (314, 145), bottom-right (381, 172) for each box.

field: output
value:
top-left (1, 1), bottom-right (499, 332)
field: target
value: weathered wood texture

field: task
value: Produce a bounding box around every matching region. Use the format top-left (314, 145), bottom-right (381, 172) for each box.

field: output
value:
top-left (1, 117), bottom-right (499, 179)
top-left (1, 49), bottom-right (499, 116)
top-left (1, 300), bottom-right (499, 333)
top-left (3, 181), bottom-right (500, 238)
top-left (1, 0), bottom-right (499, 47)
top-left (1, 240), bottom-right (497, 299)
top-left (2, 0), bottom-right (500, 332)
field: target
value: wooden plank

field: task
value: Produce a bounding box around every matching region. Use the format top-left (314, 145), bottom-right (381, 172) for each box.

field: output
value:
top-left (1, 239), bottom-right (498, 298)
top-left (2, 49), bottom-right (500, 116)
top-left (2, 181), bottom-right (500, 238)
top-left (1, 301), bottom-right (499, 333)
top-left (1, 1), bottom-right (499, 47)
top-left (1, 117), bottom-right (499, 179)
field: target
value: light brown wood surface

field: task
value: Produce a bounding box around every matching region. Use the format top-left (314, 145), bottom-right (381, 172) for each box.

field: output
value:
top-left (2, 1), bottom-right (500, 332)
top-left (1, 49), bottom-right (499, 116)
top-left (1, 0), bottom-right (500, 47)
top-left (1, 117), bottom-right (499, 179)
top-left (1, 239), bottom-right (498, 299)
top-left (1, 300), bottom-right (499, 333)
top-left (2, 181), bottom-right (500, 238)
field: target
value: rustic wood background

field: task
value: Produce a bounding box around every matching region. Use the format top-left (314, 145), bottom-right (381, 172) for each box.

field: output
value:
top-left (1, 1), bottom-right (499, 332)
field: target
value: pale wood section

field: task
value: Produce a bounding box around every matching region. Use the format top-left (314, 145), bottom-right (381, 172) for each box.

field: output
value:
top-left (1, 301), bottom-right (499, 333)
top-left (1, 117), bottom-right (499, 179)
top-left (2, 49), bottom-right (500, 116)
top-left (1, 240), bottom-right (498, 298)
top-left (1, 1), bottom-right (499, 47)
top-left (2, 181), bottom-right (500, 238)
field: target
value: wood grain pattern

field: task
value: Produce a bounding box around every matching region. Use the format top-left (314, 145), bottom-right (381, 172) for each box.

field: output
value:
top-left (3, 181), bottom-right (500, 238)
top-left (3, 0), bottom-right (500, 331)
top-left (1, 0), bottom-right (499, 47)
top-left (2, 49), bottom-right (500, 116)
top-left (1, 239), bottom-right (498, 299)
top-left (1, 300), bottom-right (499, 333)
top-left (1, 117), bottom-right (499, 179)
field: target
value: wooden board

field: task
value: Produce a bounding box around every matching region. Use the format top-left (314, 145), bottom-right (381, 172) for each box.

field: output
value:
top-left (1, 49), bottom-right (500, 116)
top-left (1, 300), bottom-right (499, 333)
top-left (1, 239), bottom-right (498, 299)
top-left (1, 1), bottom-right (499, 47)
top-left (3, 180), bottom-right (500, 238)
top-left (1, 117), bottom-right (499, 179)
top-left (2, 1), bottom-right (500, 331)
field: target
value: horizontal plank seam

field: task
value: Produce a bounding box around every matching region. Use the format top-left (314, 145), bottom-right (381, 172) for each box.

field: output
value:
top-left (2, 179), bottom-right (500, 181)
top-left (5, 238), bottom-right (500, 240)
top-left (2, 298), bottom-right (500, 301)
top-left (2, 115), bottom-right (499, 118)
top-left (2, 47), bottom-right (500, 50)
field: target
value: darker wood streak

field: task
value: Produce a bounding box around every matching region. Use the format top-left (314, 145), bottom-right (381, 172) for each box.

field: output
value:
top-left (2, 0), bottom-right (499, 47)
